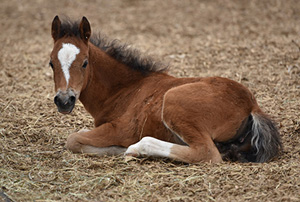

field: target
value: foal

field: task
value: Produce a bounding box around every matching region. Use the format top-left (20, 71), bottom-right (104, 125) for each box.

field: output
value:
top-left (49, 16), bottom-right (282, 163)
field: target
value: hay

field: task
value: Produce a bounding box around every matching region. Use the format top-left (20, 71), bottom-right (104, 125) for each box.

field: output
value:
top-left (0, 0), bottom-right (299, 201)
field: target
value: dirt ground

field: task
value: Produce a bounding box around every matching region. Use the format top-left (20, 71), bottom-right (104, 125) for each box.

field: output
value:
top-left (0, 0), bottom-right (299, 201)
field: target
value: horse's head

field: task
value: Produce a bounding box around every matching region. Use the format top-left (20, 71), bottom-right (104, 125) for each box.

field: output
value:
top-left (49, 16), bottom-right (91, 114)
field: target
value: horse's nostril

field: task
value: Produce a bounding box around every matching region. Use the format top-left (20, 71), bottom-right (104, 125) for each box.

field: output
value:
top-left (54, 95), bottom-right (59, 105)
top-left (69, 96), bottom-right (76, 104)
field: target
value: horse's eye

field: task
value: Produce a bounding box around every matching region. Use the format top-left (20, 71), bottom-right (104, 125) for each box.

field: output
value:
top-left (49, 61), bottom-right (54, 69)
top-left (82, 60), bottom-right (88, 68)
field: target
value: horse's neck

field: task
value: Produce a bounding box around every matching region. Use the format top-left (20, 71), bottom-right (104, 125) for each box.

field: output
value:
top-left (79, 43), bottom-right (143, 119)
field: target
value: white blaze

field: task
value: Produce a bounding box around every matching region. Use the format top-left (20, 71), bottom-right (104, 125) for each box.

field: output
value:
top-left (58, 43), bottom-right (80, 86)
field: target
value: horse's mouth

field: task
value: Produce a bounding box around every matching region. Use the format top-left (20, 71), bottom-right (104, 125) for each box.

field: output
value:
top-left (58, 107), bottom-right (74, 114)
top-left (57, 104), bottom-right (75, 114)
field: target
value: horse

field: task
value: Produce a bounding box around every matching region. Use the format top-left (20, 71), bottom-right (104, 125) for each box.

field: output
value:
top-left (49, 16), bottom-right (282, 163)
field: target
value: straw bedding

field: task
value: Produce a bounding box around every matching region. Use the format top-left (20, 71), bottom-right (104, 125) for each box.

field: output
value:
top-left (0, 0), bottom-right (299, 201)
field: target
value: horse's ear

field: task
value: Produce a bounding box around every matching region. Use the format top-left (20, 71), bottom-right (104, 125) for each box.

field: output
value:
top-left (51, 15), bottom-right (61, 41)
top-left (79, 16), bottom-right (91, 43)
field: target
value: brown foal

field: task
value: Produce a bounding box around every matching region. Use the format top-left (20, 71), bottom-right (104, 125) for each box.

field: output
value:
top-left (49, 16), bottom-right (282, 163)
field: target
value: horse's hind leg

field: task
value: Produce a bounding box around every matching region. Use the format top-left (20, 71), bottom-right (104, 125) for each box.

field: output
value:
top-left (125, 136), bottom-right (179, 159)
top-left (125, 136), bottom-right (222, 163)
top-left (153, 84), bottom-right (223, 163)
top-left (125, 84), bottom-right (223, 163)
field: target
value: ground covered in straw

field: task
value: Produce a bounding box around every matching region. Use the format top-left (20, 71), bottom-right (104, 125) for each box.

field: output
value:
top-left (0, 0), bottom-right (299, 201)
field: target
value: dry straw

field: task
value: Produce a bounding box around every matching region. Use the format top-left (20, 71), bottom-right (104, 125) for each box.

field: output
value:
top-left (1, 0), bottom-right (300, 201)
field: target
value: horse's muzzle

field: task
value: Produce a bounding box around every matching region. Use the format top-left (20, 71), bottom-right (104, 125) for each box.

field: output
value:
top-left (54, 91), bottom-right (76, 114)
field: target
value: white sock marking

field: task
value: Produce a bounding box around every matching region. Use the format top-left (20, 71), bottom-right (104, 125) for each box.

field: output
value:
top-left (58, 43), bottom-right (80, 86)
top-left (125, 137), bottom-right (174, 158)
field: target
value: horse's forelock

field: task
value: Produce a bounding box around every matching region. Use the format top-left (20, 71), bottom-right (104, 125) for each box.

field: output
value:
top-left (58, 19), bottom-right (81, 39)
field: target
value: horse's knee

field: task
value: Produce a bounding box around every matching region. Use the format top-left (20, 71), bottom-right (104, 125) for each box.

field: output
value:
top-left (66, 133), bottom-right (82, 153)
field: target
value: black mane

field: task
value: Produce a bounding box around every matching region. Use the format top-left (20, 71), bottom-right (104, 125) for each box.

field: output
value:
top-left (58, 19), bottom-right (168, 74)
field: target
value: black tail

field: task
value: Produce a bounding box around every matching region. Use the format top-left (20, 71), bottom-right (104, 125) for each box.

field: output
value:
top-left (250, 112), bottom-right (282, 162)
top-left (216, 112), bottom-right (282, 163)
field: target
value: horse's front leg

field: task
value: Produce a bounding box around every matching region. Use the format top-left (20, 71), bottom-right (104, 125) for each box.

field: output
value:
top-left (65, 122), bottom-right (128, 156)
